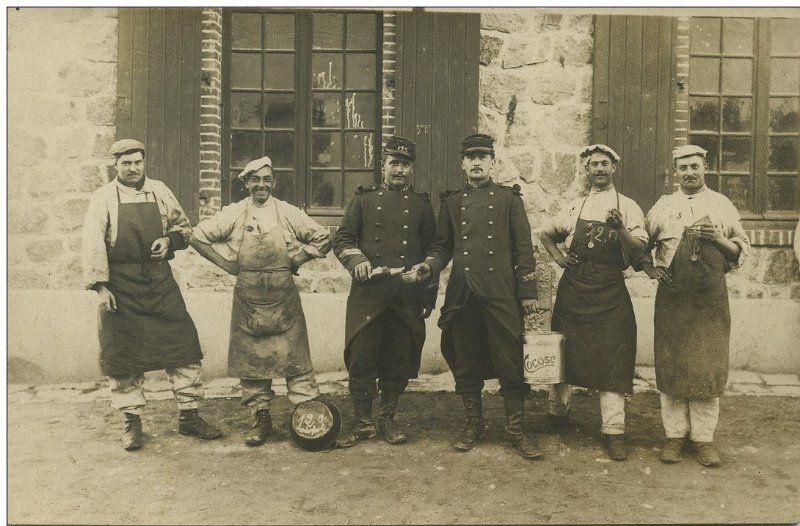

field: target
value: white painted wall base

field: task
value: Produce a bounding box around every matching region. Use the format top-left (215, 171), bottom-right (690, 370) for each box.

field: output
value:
top-left (8, 289), bottom-right (800, 383)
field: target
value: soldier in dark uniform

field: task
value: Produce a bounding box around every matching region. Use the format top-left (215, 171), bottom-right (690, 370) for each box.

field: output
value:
top-left (413, 134), bottom-right (543, 459)
top-left (333, 136), bottom-right (438, 447)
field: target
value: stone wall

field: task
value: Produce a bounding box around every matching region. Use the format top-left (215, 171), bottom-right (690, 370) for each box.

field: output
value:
top-left (8, 8), bottom-right (118, 289)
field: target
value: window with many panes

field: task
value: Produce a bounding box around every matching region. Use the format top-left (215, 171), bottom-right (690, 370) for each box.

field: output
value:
top-left (223, 10), bottom-right (382, 214)
top-left (689, 17), bottom-right (800, 218)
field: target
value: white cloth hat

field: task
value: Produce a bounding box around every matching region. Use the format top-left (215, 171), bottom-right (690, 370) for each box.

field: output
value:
top-left (672, 144), bottom-right (708, 160)
top-left (580, 144), bottom-right (621, 162)
top-left (237, 156), bottom-right (273, 181)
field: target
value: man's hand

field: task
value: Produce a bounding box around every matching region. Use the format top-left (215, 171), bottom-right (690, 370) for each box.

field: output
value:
top-left (555, 251), bottom-right (578, 269)
top-left (606, 208), bottom-right (625, 230)
top-left (643, 263), bottom-right (671, 284)
top-left (150, 236), bottom-right (171, 260)
top-left (290, 253), bottom-right (310, 274)
top-left (419, 304), bottom-right (433, 319)
top-left (693, 219), bottom-right (723, 243)
top-left (353, 261), bottom-right (372, 283)
top-left (411, 262), bottom-right (433, 282)
top-left (96, 285), bottom-right (117, 313)
top-left (520, 298), bottom-right (541, 316)
top-left (221, 259), bottom-right (240, 276)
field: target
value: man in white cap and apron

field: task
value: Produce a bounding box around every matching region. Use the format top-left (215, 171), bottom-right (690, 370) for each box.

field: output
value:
top-left (643, 144), bottom-right (750, 467)
top-left (190, 156), bottom-right (332, 447)
top-left (536, 144), bottom-right (648, 461)
top-left (81, 139), bottom-right (223, 451)
top-left (333, 136), bottom-right (438, 448)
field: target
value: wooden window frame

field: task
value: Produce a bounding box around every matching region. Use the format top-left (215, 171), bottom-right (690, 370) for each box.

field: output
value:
top-left (221, 9), bottom-right (383, 216)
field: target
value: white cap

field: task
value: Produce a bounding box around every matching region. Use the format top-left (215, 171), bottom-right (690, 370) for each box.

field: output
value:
top-left (672, 144), bottom-right (707, 160)
top-left (237, 156), bottom-right (273, 181)
top-left (579, 144), bottom-right (621, 162)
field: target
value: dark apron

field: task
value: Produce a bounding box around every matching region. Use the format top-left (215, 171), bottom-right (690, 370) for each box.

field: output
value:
top-left (98, 188), bottom-right (202, 376)
top-left (551, 193), bottom-right (637, 393)
top-left (228, 219), bottom-right (314, 379)
top-left (654, 224), bottom-right (730, 399)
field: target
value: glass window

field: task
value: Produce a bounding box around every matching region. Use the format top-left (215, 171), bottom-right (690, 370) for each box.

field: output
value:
top-left (225, 10), bottom-right (381, 209)
top-left (688, 17), bottom-right (800, 213)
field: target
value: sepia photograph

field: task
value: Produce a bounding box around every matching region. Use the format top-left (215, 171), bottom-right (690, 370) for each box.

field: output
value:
top-left (6, 4), bottom-right (800, 525)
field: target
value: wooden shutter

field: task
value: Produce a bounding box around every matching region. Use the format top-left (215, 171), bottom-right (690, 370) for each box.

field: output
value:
top-left (396, 9), bottom-right (480, 211)
top-left (592, 15), bottom-right (676, 213)
top-left (117, 8), bottom-right (203, 221)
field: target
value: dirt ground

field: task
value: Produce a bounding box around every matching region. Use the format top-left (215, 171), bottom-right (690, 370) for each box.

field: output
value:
top-left (7, 390), bottom-right (800, 525)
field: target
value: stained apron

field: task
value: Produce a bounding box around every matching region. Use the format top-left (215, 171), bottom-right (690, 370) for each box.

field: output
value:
top-left (98, 188), bottom-right (202, 376)
top-left (654, 224), bottom-right (730, 399)
top-left (551, 193), bottom-right (637, 393)
top-left (228, 221), bottom-right (314, 379)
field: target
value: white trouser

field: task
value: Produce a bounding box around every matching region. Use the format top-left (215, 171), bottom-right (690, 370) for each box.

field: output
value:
top-left (240, 371), bottom-right (320, 412)
top-left (548, 383), bottom-right (626, 435)
top-left (110, 362), bottom-right (204, 415)
top-left (659, 392), bottom-right (720, 443)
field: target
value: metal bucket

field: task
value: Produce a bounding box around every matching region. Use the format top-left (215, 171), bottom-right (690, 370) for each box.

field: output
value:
top-left (523, 331), bottom-right (565, 385)
top-left (289, 399), bottom-right (342, 451)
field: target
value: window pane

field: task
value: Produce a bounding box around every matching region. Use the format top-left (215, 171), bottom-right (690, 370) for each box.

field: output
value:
top-left (272, 171), bottom-right (295, 204)
top-left (311, 171), bottom-right (341, 207)
top-left (771, 18), bottom-right (800, 55)
top-left (313, 13), bottom-right (343, 49)
top-left (721, 97), bottom-right (752, 132)
top-left (690, 18), bottom-right (721, 54)
top-left (263, 94), bottom-right (294, 128)
top-left (769, 97), bottom-right (799, 132)
top-left (345, 54), bottom-right (376, 89)
top-left (231, 131), bottom-right (262, 167)
top-left (230, 93), bottom-right (262, 129)
top-left (344, 171), bottom-right (375, 197)
top-left (690, 135), bottom-right (719, 171)
top-left (264, 53), bottom-right (295, 89)
top-left (690, 57), bottom-right (720, 93)
top-left (312, 132), bottom-right (342, 168)
top-left (312, 53), bottom-right (343, 89)
top-left (721, 136), bottom-right (751, 172)
top-left (769, 136), bottom-right (798, 172)
top-left (722, 19), bottom-right (753, 55)
top-left (231, 13), bottom-right (261, 49)
top-left (347, 14), bottom-right (376, 49)
top-left (264, 132), bottom-right (294, 168)
top-left (721, 58), bottom-right (752, 94)
top-left (705, 174), bottom-right (719, 191)
top-left (690, 96), bottom-right (720, 131)
top-left (231, 53), bottom-right (261, 89)
top-left (719, 176), bottom-right (750, 209)
top-left (264, 14), bottom-right (295, 50)
top-left (767, 177), bottom-right (797, 211)
top-left (313, 94), bottom-right (342, 127)
top-left (230, 172), bottom-right (248, 204)
top-left (770, 58), bottom-right (800, 95)
top-left (344, 132), bottom-right (375, 169)
top-left (344, 92), bottom-right (375, 129)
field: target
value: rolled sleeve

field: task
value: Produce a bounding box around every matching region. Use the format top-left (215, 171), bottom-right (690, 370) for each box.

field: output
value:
top-left (280, 202), bottom-right (331, 259)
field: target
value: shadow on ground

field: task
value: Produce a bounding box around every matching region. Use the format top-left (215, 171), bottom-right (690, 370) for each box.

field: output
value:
top-left (8, 391), bottom-right (800, 524)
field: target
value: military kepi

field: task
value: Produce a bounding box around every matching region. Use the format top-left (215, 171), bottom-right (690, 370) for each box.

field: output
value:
top-left (383, 136), bottom-right (416, 160)
top-left (672, 144), bottom-right (707, 160)
top-left (462, 133), bottom-right (495, 155)
top-left (580, 144), bottom-right (620, 162)
top-left (237, 156), bottom-right (273, 181)
top-left (110, 139), bottom-right (145, 157)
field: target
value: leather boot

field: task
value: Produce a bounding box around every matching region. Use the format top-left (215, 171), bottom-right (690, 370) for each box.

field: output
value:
top-left (336, 397), bottom-right (377, 448)
top-left (178, 409), bottom-right (224, 440)
top-left (452, 393), bottom-right (484, 451)
top-left (121, 413), bottom-right (142, 451)
top-left (503, 397), bottom-right (543, 459)
top-left (244, 409), bottom-right (273, 447)
top-left (377, 391), bottom-right (407, 444)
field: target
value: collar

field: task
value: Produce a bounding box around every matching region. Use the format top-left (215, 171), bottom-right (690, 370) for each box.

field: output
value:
top-left (589, 183), bottom-right (615, 195)
top-left (380, 182), bottom-right (409, 192)
top-left (115, 176), bottom-right (149, 193)
top-left (680, 185), bottom-right (708, 199)
top-left (250, 195), bottom-right (274, 208)
top-left (465, 178), bottom-right (492, 190)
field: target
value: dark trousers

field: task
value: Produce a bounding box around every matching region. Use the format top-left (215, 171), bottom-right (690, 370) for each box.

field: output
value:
top-left (347, 308), bottom-right (413, 399)
top-left (448, 293), bottom-right (530, 399)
